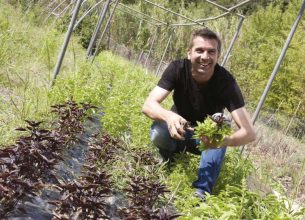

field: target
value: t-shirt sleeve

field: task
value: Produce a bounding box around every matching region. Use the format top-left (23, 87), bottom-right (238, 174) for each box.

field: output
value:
top-left (223, 78), bottom-right (245, 112)
top-left (157, 61), bottom-right (178, 91)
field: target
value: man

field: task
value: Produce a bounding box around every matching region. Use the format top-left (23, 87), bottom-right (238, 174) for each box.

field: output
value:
top-left (142, 28), bottom-right (256, 198)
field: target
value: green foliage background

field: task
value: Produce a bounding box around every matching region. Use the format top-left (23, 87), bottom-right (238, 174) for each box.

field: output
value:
top-left (51, 0), bottom-right (305, 125)
top-left (230, 0), bottom-right (305, 118)
top-left (0, 0), bottom-right (304, 219)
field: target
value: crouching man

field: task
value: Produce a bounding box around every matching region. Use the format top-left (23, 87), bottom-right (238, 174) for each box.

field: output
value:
top-left (142, 28), bottom-right (256, 198)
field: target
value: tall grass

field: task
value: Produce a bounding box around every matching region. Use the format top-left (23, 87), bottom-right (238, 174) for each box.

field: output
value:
top-left (246, 121), bottom-right (305, 205)
top-left (0, 2), bottom-right (85, 145)
top-left (0, 1), bottom-right (304, 218)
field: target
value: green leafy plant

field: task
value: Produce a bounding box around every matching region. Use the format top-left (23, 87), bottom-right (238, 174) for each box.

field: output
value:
top-left (193, 115), bottom-right (233, 151)
top-left (2, 1), bottom-right (305, 217)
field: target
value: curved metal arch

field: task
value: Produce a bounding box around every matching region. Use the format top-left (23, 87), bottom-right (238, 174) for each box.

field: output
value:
top-left (73, 0), bottom-right (106, 31)
top-left (118, 3), bottom-right (167, 26)
top-left (143, 0), bottom-right (205, 26)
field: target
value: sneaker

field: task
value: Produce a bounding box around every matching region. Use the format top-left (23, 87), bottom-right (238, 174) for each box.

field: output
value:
top-left (194, 191), bottom-right (206, 202)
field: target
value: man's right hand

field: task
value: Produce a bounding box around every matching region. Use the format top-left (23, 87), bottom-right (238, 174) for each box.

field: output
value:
top-left (166, 112), bottom-right (192, 140)
top-left (142, 86), bottom-right (193, 140)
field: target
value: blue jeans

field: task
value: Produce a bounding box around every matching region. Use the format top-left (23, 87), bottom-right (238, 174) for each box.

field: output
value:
top-left (150, 121), bottom-right (227, 194)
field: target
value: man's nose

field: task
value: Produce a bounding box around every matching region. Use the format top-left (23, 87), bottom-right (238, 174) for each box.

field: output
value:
top-left (200, 51), bottom-right (209, 60)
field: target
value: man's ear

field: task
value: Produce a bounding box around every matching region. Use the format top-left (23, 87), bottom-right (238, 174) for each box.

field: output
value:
top-left (187, 49), bottom-right (191, 59)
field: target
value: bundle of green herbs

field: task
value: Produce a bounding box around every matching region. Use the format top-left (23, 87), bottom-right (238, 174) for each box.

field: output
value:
top-left (194, 114), bottom-right (233, 151)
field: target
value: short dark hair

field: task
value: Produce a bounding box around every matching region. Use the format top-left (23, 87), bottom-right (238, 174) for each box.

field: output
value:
top-left (188, 28), bottom-right (222, 54)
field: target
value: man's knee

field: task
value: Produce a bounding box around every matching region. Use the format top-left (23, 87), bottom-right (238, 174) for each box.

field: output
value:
top-left (150, 121), bottom-right (176, 152)
top-left (150, 128), bottom-right (164, 147)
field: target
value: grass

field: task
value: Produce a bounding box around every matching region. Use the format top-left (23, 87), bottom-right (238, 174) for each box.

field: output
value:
top-left (0, 2), bottom-right (85, 145)
top-left (245, 122), bottom-right (305, 205)
top-left (0, 1), bottom-right (304, 219)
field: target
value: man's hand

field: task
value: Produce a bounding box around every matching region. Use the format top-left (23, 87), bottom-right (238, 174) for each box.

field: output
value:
top-left (200, 135), bottom-right (225, 148)
top-left (166, 112), bottom-right (192, 140)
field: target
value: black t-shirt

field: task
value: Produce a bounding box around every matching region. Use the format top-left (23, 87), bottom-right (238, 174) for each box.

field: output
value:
top-left (157, 58), bottom-right (245, 125)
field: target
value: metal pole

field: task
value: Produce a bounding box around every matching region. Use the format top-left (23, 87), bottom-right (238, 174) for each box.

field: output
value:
top-left (57, 1), bottom-right (76, 17)
top-left (73, 0), bottom-right (105, 30)
top-left (51, 0), bottom-right (83, 86)
top-left (39, 0), bottom-right (59, 20)
top-left (156, 28), bottom-right (175, 76)
top-left (46, 0), bottom-right (59, 10)
top-left (135, 50), bottom-right (144, 66)
top-left (195, 12), bottom-right (230, 23)
top-left (119, 3), bottom-right (167, 25)
top-left (118, 2), bottom-right (167, 25)
top-left (44, 0), bottom-right (67, 22)
top-left (228, 0), bottom-right (251, 11)
top-left (252, 0), bottom-right (305, 125)
top-left (116, 7), bottom-right (160, 26)
top-left (24, 0), bottom-right (37, 14)
top-left (169, 11), bottom-right (231, 26)
top-left (106, 4), bottom-right (111, 50)
top-left (221, 16), bottom-right (244, 66)
top-left (144, 27), bottom-right (159, 68)
top-left (206, 0), bottom-right (245, 18)
top-left (52, 1), bottom-right (75, 19)
top-left (91, 0), bottom-right (120, 62)
top-left (240, 0), bottom-right (305, 155)
top-left (86, 0), bottom-right (111, 58)
top-left (143, 0), bottom-right (205, 26)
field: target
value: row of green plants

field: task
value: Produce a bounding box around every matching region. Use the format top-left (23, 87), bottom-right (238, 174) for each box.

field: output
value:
top-left (0, 2), bottom-right (304, 218)
top-left (50, 51), bottom-right (304, 219)
top-left (0, 99), bottom-right (179, 218)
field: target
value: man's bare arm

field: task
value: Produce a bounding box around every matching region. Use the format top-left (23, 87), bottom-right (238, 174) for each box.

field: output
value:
top-left (222, 107), bottom-right (256, 147)
top-left (142, 86), bottom-right (189, 140)
top-left (142, 86), bottom-right (171, 121)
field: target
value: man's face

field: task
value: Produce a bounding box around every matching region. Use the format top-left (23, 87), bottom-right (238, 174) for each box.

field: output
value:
top-left (187, 36), bottom-right (220, 84)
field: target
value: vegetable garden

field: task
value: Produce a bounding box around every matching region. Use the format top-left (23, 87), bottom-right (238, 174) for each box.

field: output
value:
top-left (0, 0), bottom-right (305, 219)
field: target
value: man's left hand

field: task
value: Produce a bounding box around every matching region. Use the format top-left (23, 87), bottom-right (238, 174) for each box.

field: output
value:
top-left (201, 135), bottom-right (226, 148)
